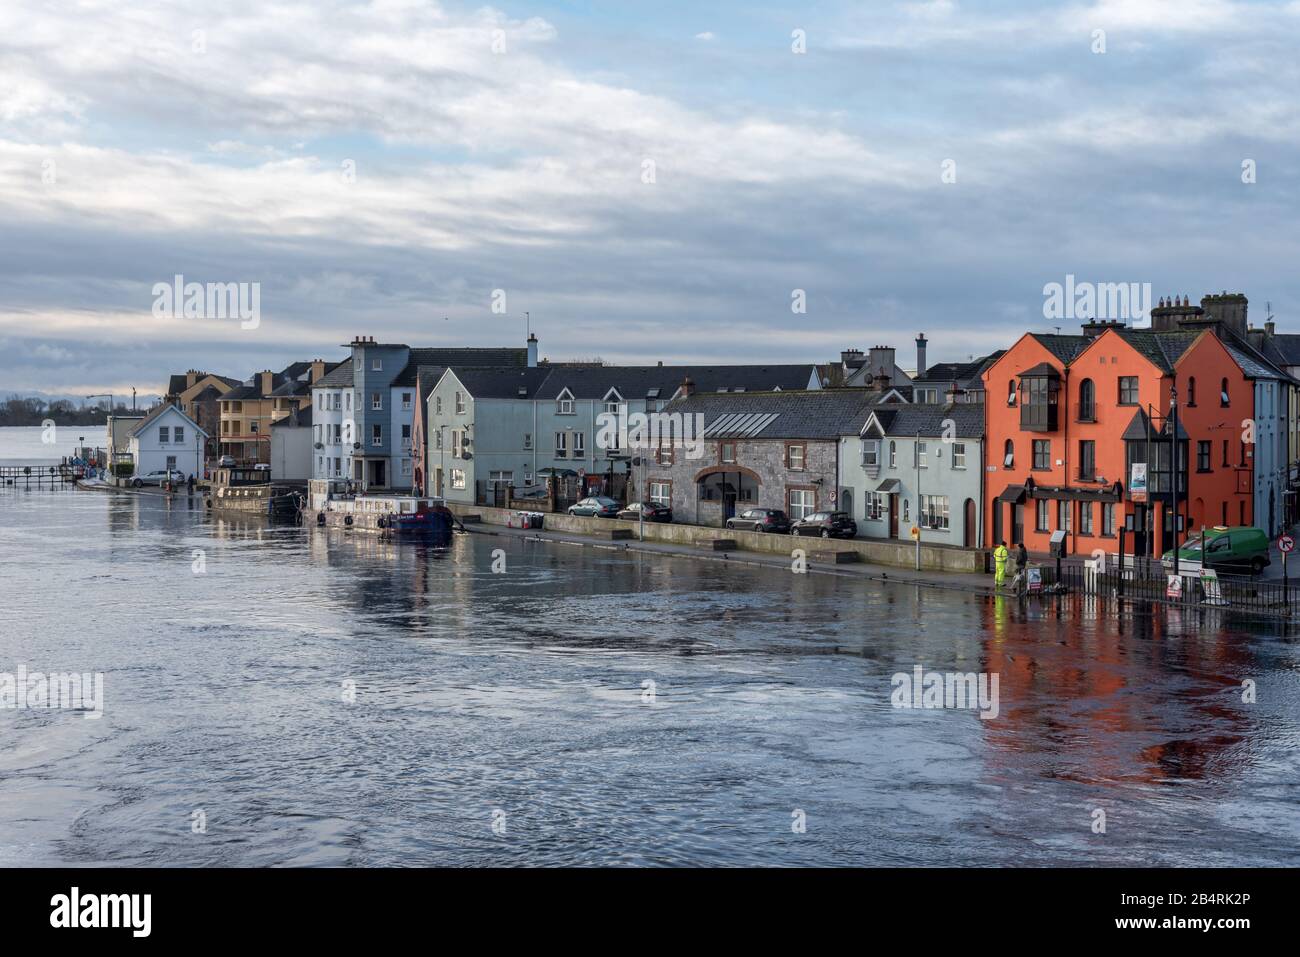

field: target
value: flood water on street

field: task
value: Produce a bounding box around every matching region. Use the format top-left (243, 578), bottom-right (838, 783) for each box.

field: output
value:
top-left (2, 483), bottom-right (1299, 867)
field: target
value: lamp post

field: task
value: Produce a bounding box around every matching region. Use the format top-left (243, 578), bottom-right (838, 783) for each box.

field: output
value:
top-left (1170, 384), bottom-right (1180, 578)
top-left (915, 430), bottom-right (922, 571)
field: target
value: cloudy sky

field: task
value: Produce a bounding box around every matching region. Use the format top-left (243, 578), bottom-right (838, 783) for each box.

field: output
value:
top-left (2, 0), bottom-right (1298, 396)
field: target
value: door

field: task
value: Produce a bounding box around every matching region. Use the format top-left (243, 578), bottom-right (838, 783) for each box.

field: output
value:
top-left (964, 499), bottom-right (976, 548)
top-left (1129, 506), bottom-right (1148, 556)
top-left (889, 495), bottom-right (899, 538)
top-left (434, 467), bottom-right (444, 497)
top-left (371, 460), bottom-right (386, 488)
top-left (992, 499), bottom-right (1003, 546)
top-left (1013, 503), bottom-right (1025, 546)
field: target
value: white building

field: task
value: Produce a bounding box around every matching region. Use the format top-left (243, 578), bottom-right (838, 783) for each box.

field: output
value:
top-left (128, 404), bottom-right (207, 478)
top-left (270, 405), bottom-right (313, 481)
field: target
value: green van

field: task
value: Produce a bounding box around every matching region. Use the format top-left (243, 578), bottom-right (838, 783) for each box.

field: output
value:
top-left (1162, 526), bottom-right (1271, 575)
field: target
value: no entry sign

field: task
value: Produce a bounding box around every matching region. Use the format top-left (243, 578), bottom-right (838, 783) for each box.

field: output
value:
top-left (1280, 534), bottom-right (1295, 554)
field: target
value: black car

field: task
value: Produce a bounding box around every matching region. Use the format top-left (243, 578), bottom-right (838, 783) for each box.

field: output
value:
top-left (616, 501), bottom-right (672, 522)
top-left (790, 511), bottom-right (857, 538)
top-left (725, 508), bottom-right (791, 533)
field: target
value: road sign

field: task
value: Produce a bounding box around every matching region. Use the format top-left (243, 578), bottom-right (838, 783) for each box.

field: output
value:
top-left (829, 489), bottom-right (837, 504)
top-left (910, 526), bottom-right (920, 540)
top-left (1279, 534), bottom-right (1294, 554)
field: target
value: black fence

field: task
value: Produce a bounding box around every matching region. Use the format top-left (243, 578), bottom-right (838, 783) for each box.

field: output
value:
top-left (1028, 556), bottom-right (1300, 618)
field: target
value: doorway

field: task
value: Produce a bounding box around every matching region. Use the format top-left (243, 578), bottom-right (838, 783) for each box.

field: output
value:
top-left (889, 494), bottom-right (900, 538)
top-left (964, 498), bottom-right (976, 548)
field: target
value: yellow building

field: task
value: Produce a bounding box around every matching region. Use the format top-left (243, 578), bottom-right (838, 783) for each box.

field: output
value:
top-left (218, 361), bottom-right (327, 464)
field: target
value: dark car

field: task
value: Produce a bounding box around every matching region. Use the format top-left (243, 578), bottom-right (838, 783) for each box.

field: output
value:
top-left (726, 508), bottom-right (791, 533)
top-left (569, 496), bottom-right (621, 518)
top-left (617, 501), bottom-right (672, 522)
top-left (790, 510), bottom-right (857, 539)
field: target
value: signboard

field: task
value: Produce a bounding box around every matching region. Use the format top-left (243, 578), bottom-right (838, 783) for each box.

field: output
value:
top-left (910, 526), bottom-right (920, 540)
top-left (1201, 568), bottom-right (1228, 606)
top-left (1129, 462), bottom-right (1148, 503)
top-left (1279, 534), bottom-right (1295, 554)
top-left (1026, 566), bottom-right (1042, 594)
top-left (1166, 574), bottom-right (1182, 599)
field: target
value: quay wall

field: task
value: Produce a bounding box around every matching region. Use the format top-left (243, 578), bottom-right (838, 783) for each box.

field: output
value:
top-left (447, 505), bottom-right (984, 573)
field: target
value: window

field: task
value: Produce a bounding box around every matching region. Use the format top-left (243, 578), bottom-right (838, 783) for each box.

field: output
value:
top-left (333, 458), bottom-right (342, 477)
top-left (345, 392), bottom-right (351, 411)
top-left (401, 458), bottom-right (412, 476)
top-left (1220, 378), bottom-right (1230, 407)
top-left (889, 441), bottom-right (897, 468)
top-left (916, 388), bottom-right (939, 403)
top-left (787, 443), bottom-right (806, 470)
top-left (1007, 380), bottom-right (1016, 406)
top-left (371, 392), bottom-right (382, 411)
top-left (314, 425), bottom-right (322, 443)
top-left (1003, 439), bottom-right (1014, 468)
top-left (1078, 440), bottom-right (1095, 480)
top-left (555, 432), bottom-right (568, 458)
top-left (402, 392), bottom-right (412, 411)
top-left (333, 394), bottom-right (340, 410)
top-left (1019, 373), bottom-right (1058, 431)
top-left (165, 455), bottom-right (176, 471)
top-left (1222, 439), bottom-right (1230, 467)
top-left (1240, 441), bottom-right (1248, 467)
top-left (788, 488), bottom-right (816, 519)
top-left (1102, 503), bottom-right (1115, 536)
top-left (435, 396), bottom-right (443, 415)
top-left (450, 468), bottom-right (465, 490)
top-left (401, 423), bottom-right (411, 446)
top-left (862, 440), bottom-right (879, 468)
top-left (318, 393), bottom-right (324, 410)
top-left (722, 442), bottom-right (737, 464)
top-left (371, 423), bottom-right (382, 447)
top-left (557, 392), bottom-right (574, 415)
top-left (865, 492), bottom-right (885, 520)
top-left (919, 495), bottom-right (949, 530)
top-left (1197, 441), bottom-right (1211, 472)
top-left (488, 470), bottom-right (513, 487)
top-left (455, 391), bottom-right (465, 415)
top-left (523, 433), bottom-right (533, 450)
top-left (174, 427), bottom-right (184, 444)
top-left (1187, 377), bottom-right (1197, 407)
top-left (249, 421), bottom-right (258, 434)
top-left (1118, 376), bottom-right (1139, 405)
top-left (371, 358), bottom-right (382, 371)
top-left (1036, 499), bottom-right (1049, 531)
top-left (573, 432), bottom-right (585, 458)
top-left (1239, 500), bottom-right (1245, 524)
top-left (952, 442), bottom-right (966, 469)
top-left (649, 481), bottom-right (672, 506)
top-left (1080, 502), bottom-right (1094, 535)
top-left (159, 426), bottom-right (170, 443)
top-left (916, 441), bottom-right (928, 468)
top-left (434, 430), bottom-right (442, 450)
top-left (1058, 499), bottom-right (1072, 532)
top-left (902, 499), bottom-right (910, 522)
top-left (1078, 379), bottom-right (1095, 421)
top-left (1032, 440), bottom-right (1050, 470)
top-left (452, 430), bottom-right (465, 457)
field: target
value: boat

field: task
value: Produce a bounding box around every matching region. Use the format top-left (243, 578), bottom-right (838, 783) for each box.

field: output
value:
top-left (207, 467), bottom-right (305, 520)
top-left (316, 492), bottom-right (456, 537)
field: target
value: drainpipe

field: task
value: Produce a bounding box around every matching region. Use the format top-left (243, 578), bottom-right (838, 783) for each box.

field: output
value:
top-left (1063, 366), bottom-right (1072, 555)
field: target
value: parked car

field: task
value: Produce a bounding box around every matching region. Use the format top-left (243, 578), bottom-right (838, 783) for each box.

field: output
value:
top-left (726, 508), bottom-right (791, 533)
top-left (617, 501), bottom-right (672, 522)
top-left (569, 496), bottom-right (621, 518)
top-left (1162, 525), bottom-right (1271, 575)
top-left (790, 510), bottom-right (858, 539)
top-left (217, 455), bottom-right (236, 468)
top-left (132, 469), bottom-right (185, 488)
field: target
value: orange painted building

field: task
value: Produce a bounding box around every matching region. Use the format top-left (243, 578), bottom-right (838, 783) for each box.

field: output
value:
top-left (983, 320), bottom-right (1262, 558)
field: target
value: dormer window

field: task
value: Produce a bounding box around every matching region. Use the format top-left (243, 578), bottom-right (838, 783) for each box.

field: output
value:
top-left (557, 389), bottom-right (575, 414)
top-left (371, 358), bottom-right (382, 371)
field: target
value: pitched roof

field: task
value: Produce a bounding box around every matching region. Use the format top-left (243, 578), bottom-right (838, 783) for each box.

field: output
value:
top-left (444, 366), bottom-right (554, 398)
top-left (391, 348), bottom-right (527, 386)
top-left (128, 401), bottom-right (207, 438)
top-left (665, 389), bottom-right (876, 440)
top-left (864, 402), bottom-right (985, 438)
top-left (915, 351), bottom-right (1005, 386)
top-left (1121, 407), bottom-right (1188, 442)
top-left (443, 363), bottom-right (819, 401)
top-left (1028, 333), bottom-right (1092, 364)
top-left (315, 357), bottom-right (353, 388)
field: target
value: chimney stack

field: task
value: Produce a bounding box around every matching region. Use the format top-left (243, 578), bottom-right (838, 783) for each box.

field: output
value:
top-left (527, 333), bottom-right (538, 368)
top-left (260, 370), bottom-right (274, 395)
top-left (1200, 292), bottom-right (1248, 335)
top-left (915, 334), bottom-right (928, 377)
top-left (681, 376), bottom-right (696, 397)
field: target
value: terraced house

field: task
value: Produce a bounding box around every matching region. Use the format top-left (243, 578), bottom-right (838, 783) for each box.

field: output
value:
top-left (310, 336), bottom-right (528, 491)
top-left (640, 389), bottom-right (876, 527)
top-left (983, 293), bottom-right (1294, 559)
top-left (218, 360), bottom-right (329, 465)
top-left (841, 403), bottom-right (985, 548)
top-left (425, 362), bottom-right (822, 506)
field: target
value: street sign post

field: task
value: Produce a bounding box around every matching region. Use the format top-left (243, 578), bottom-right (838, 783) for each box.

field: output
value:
top-left (1280, 534), bottom-right (1294, 609)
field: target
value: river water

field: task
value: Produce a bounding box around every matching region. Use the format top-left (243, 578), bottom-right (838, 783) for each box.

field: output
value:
top-left (2, 434), bottom-right (1299, 866)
